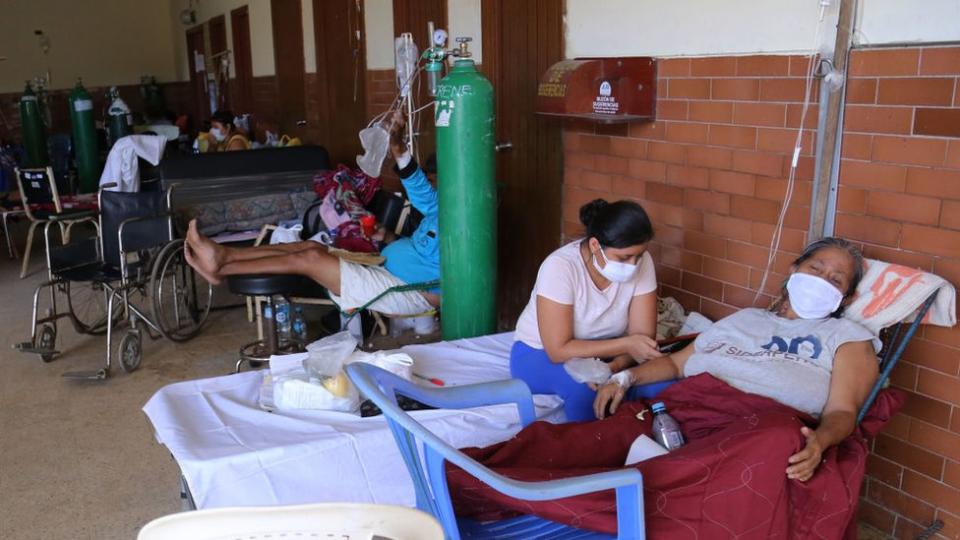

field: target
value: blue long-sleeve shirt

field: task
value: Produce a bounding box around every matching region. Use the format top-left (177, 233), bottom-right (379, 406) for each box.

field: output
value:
top-left (382, 160), bottom-right (440, 288)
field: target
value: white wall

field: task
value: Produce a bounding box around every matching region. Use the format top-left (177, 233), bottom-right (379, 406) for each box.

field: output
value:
top-left (168, 0), bottom-right (276, 80)
top-left (0, 0), bottom-right (177, 93)
top-left (364, 0), bottom-right (484, 70)
top-left (565, 0), bottom-right (960, 59)
top-left (365, 0), bottom-right (396, 70)
top-left (856, 0), bottom-right (960, 46)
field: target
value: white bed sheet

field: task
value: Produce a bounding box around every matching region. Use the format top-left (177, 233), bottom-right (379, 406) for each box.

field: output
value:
top-left (143, 332), bottom-right (563, 509)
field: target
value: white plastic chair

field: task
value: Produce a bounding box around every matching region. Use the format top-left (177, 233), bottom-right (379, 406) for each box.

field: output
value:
top-left (137, 502), bottom-right (444, 540)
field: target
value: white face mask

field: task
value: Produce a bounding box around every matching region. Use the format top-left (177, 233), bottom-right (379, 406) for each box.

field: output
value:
top-left (785, 272), bottom-right (844, 319)
top-left (210, 127), bottom-right (226, 142)
top-left (592, 247), bottom-right (638, 283)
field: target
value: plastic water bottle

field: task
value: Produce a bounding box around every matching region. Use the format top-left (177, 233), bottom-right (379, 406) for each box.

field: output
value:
top-left (292, 306), bottom-right (308, 342)
top-left (263, 305), bottom-right (277, 352)
top-left (275, 299), bottom-right (291, 343)
top-left (650, 402), bottom-right (685, 451)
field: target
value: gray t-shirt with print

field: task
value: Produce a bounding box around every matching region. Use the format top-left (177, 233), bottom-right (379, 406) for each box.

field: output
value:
top-left (685, 308), bottom-right (880, 416)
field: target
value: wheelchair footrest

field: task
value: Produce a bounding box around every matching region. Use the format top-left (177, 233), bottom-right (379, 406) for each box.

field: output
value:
top-left (62, 369), bottom-right (108, 381)
top-left (14, 342), bottom-right (59, 356)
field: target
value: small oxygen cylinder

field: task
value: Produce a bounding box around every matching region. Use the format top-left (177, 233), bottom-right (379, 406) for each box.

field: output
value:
top-left (19, 82), bottom-right (49, 167)
top-left (69, 81), bottom-right (100, 193)
top-left (435, 41), bottom-right (496, 340)
top-left (107, 87), bottom-right (133, 147)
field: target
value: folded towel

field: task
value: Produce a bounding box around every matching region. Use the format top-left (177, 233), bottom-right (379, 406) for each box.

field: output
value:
top-left (845, 259), bottom-right (957, 334)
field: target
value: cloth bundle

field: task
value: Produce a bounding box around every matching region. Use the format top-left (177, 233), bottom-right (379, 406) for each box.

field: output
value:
top-left (304, 165), bottom-right (384, 253)
top-left (845, 259), bottom-right (956, 334)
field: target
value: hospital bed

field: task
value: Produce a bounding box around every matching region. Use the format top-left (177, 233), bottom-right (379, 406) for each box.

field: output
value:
top-left (143, 332), bottom-right (563, 509)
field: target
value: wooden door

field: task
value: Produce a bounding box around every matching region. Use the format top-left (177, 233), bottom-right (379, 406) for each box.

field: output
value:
top-left (482, 0), bottom-right (565, 328)
top-left (208, 15), bottom-right (229, 111)
top-left (185, 25), bottom-right (208, 132)
top-left (312, 0), bottom-right (367, 165)
top-left (392, 0), bottom-right (447, 162)
top-left (231, 6), bottom-right (254, 113)
top-left (271, 0), bottom-right (307, 137)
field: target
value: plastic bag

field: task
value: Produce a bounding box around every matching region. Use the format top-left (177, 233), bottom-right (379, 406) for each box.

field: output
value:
top-left (350, 350), bottom-right (414, 381)
top-left (356, 124), bottom-right (390, 177)
top-left (269, 223), bottom-right (304, 244)
top-left (272, 374), bottom-right (360, 413)
top-left (303, 331), bottom-right (358, 381)
top-left (564, 357), bottom-right (612, 384)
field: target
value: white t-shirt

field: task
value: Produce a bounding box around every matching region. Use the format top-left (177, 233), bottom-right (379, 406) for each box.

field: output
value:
top-left (685, 308), bottom-right (881, 416)
top-left (514, 240), bottom-right (658, 349)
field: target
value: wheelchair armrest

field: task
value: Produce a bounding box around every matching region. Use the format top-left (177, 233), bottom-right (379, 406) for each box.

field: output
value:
top-left (47, 210), bottom-right (98, 222)
top-left (117, 213), bottom-right (174, 255)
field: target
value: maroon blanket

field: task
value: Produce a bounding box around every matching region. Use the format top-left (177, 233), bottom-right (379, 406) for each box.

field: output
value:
top-left (448, 374), bottom-right (904, 539)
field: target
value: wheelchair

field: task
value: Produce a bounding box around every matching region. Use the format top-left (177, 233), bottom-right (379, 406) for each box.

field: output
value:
top-left (15, 183), bottom-right (213, 380)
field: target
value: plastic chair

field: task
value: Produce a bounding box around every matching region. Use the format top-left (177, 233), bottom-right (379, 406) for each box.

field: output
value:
top-left (347, 362), bottom-right (648, 540)
top-left (15, 166), bottom-right (98, 278)
top-left (137, 502), bottom-right (443, 540)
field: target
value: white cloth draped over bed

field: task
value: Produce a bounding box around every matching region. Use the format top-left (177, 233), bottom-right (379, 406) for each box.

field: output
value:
top-left (143, 332), bottom-right (563, 509)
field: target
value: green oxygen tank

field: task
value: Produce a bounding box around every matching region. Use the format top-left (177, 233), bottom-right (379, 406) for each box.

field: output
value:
top-left (435, 55), bottom-right (496, 340)
top-left (19, 82), bottom-right (49, 167)
top-left (68, 81), bottom-right (100, 193)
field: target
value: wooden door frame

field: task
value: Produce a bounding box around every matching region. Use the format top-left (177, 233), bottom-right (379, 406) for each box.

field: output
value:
top-left (271, 0), bottom-right (307, 135)
top-left (311, 0), bottom-right (368, 162)
top-left (208, 14), bottom-right (229, 111)
top-left (230, 5), bottom-right (254, 113)
top-left (185, 24), bottom-right (208, 131)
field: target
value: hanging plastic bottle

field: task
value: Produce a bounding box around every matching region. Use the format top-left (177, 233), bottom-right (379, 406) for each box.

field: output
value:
top-left (650, 402), bottom-right (685, 450)
top-left (292, 306), bottom-right (308, 342)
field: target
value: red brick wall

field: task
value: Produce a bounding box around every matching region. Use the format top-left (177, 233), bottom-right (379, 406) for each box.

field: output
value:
top-left (562, 48), bottom-right (960, 539)
top-left (837, 46), bottom-right (960, 540)
top-left (563, 54), bottom-right (819, 322)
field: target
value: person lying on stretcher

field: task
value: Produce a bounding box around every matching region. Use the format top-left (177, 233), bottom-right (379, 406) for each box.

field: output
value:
top-left (591, 236), bottom-right (878, 481)
top-left (184, 112), bottom-right (440, 316)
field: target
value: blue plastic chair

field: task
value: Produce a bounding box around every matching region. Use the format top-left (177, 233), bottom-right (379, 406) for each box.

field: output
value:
top-left (347, 362), bottom-right (653, 540)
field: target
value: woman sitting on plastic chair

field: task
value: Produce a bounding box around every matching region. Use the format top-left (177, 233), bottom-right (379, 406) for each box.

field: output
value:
top-left (447, 237), bottom-right (886, 536)
top-left (184, 113), bottom-right (439, 317)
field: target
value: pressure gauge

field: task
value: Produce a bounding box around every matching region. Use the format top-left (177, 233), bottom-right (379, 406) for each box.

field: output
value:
top-left (432, 29), bottom-right (448, 47)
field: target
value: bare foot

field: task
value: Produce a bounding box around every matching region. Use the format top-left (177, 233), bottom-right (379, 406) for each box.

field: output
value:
top-left (184, 242), bottom-right (222, 285)
top-left (186, 219), bottom-right (226, 276)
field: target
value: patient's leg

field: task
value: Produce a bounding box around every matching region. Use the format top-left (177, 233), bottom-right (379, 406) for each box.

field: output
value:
top-left (214, 245), bottom-right (343, 295)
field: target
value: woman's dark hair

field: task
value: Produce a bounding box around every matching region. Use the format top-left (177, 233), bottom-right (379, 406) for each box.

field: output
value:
top-left (579, 199), bottom-right (654, 248)
top-left (792, 237), bottom-right (865, 298)
top-left (210, 110), bottom-right (235, 129)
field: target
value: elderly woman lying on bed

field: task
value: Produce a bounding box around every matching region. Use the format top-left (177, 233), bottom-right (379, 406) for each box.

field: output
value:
top-left (447, 237), bottom-right (895, 538)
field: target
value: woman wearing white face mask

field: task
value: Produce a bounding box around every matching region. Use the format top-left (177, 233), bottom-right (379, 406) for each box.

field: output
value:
top-left (511, 198), bottom-right (662, 421)
top-left (594, 237), bottom-right (878, 481)
top-left (207, 110), bottom-right (251, 152)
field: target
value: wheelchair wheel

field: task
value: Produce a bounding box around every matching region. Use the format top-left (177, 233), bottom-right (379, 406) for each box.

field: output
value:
top-left (118, 331), bottom-right (142, 373)
top-left (66, 281), bottom-right (122, 335)
top-left (150, 240), bottom-right (213, 342)
top-left (37, 324), bottom-right (57, 363)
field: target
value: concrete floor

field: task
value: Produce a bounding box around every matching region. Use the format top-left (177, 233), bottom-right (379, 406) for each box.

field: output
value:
top-left (0, 252), bottom-right (253, 539)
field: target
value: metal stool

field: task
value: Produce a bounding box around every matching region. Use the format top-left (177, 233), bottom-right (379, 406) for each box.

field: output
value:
top-left (227, 273), bottom-right (315, 372)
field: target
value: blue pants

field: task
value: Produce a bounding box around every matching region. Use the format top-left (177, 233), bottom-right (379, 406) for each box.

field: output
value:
top-left (510, 341), bottom-right (676, 422)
